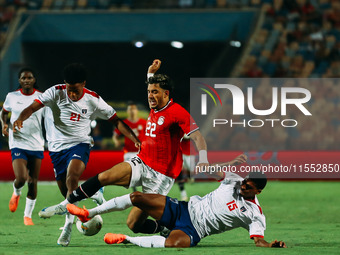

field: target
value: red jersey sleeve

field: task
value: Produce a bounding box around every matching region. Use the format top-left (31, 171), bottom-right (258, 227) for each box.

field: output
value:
top-left (174, 105), bottom-right (199, 136)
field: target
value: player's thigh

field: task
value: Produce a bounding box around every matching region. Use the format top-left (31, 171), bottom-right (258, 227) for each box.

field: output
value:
top-left (27, 158), bottom-right (42, 180)
top-left (67, 159), bottom-right (86, 178)
top-left (126, 206), bottom-right (149, 226)
top-left (130, 192), bottom-right (166, 220)
top-left (165, 229), bottom-right (191, 248)
top-left (12, 158), bottom-right (28, 179)
top-left (98, 162), bottom-right (132, 187)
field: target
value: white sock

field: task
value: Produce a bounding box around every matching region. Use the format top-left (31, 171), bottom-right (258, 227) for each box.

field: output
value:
top-left (88, 194), bottom-right (132, 218)
top-left (13, 181), bottom-right (24, 196)
top-left (65, 202), bottom-right (78, 225)
top-left (60, 199), bottom-right (70, 207)
top-left (24, 197), bottom-right (36, 218)
top-left (181, 190), bottom-right (188, 198)
top-left (126, 235), bottom-right (166, 248)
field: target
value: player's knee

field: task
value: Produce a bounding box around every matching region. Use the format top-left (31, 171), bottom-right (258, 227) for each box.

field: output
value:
top-left (16, 177), bottom-right (26, 187)
top-left (165, 238), bottom-right (190, 248)
top-left (129, 191), bottom-right (143, 206)
top-left (126, 217), bottom-right (141, 233)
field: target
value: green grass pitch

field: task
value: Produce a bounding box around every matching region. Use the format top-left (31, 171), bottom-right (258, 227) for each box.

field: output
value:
top-left (0, 181), bottom-right (339, 255)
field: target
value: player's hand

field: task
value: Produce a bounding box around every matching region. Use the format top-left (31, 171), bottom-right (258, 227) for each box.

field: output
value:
top-left (228, 154), bottom-right (247, 166)
top-left (148, 59), bottom-right (161, 74)
top-left (135, 142), bottom-right (141, 152)
top-left (269, 240), bottom-right (287, 248)
top-left (12, 120), bottom-right (23, 133)
top-left (2, 124), bottom-right (9, 137)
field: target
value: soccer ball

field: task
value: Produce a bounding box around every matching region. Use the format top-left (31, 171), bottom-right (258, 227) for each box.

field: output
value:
top-left (76, 215), bottom-right (103, 236)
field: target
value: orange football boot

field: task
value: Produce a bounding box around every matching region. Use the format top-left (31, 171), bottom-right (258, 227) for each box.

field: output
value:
top-left (66, 204), bottom-right (91, 222)
top-left (104, 233), bottom-right (127, 244)
top-left (24, 217), bottom-right (34, 226)
top-left (9, 193), bottom-right (20, 212)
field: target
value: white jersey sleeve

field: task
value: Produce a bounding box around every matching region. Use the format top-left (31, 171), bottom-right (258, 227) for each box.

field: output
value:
top-left (248, 214), bottom-right (266, 238)
top-left (220, 172), bottom-right (243, 185)
top-left (36, 86), bottom-right (56, 106)
top-left (3, 94), bottom-right (12, 112)
top-left (91, 96), bottom-right (116, 120)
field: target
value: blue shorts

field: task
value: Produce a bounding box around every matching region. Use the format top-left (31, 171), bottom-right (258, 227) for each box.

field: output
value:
top-left (159, 197), bottom-right (201, 247)
top-left (49, 143), bottom-right (91, 181)
top-left (11, 148), bottom-right (44, 161)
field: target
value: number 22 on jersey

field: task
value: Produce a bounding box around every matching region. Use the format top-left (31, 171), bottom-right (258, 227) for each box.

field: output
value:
top-left (145, 122), bottom-right (156, 137)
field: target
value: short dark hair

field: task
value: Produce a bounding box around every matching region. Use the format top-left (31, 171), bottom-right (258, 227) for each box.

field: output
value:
top-left (18, 67), bottom-right (38, 89)
top-left (146, 74), bottom-right (173, 94)
top-left (247, 171), bottom-right (267, 190)
top-left (63, 63), bottom-right (87, 84)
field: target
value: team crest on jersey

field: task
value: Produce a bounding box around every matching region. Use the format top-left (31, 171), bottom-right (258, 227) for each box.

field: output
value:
top-left (157, 116), bottom-right (165, 125)
top-left (240, 206), bottom-right (247, 212)
top-left (82, 109), bottom-right (87, 114)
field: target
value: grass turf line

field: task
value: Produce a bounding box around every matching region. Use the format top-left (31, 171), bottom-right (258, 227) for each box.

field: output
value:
top-left (0, 181), bottom-right (339, 255)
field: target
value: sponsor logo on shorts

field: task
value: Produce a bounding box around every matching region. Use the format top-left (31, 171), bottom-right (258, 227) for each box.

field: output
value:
top-left (14, 153), bottom-right (20, 156)
top-left (72, 154), bottom-right (81, 158)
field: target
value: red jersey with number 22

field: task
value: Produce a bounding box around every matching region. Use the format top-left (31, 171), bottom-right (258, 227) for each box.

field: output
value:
top-left (138, 99), bottom-right (199, 179)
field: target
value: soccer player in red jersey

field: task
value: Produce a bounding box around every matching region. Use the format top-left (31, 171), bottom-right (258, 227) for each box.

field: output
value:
top-left (40, 59), bottom-right (209, 235)
top-left (113, 102), bottom-right (146, 162)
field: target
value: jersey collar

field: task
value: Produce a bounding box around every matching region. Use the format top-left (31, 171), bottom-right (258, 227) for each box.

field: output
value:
top-left (154, 99), bottom-right (172, 113)
top-left (19, 88), bottom-right (36, 96)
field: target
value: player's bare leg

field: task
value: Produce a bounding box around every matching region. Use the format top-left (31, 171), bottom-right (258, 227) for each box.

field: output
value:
top-left (57, 159), bottom-right (86, 246)
top-left (9, 159), bottom-right (27, 212)
top-left (66, 159), bottom-right (86, 196)
top-left (165, 229), bottom-right (191, 248)
top-left (23, 158), bottom-right (41, 225)
top-left (98, 162), bottom-right (132, 186)
top-left (126, 207), bottom-right (149, 233)
top-left (127, 191), bottom-right (167, 234)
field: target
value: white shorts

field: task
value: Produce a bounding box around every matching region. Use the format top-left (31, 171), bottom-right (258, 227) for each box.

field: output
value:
top-left (124, 152), bottom-right (137, 162)
top-left (127, 156), bottom-right (175, 195)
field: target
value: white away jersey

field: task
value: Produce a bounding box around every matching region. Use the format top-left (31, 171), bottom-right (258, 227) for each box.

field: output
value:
top-left (36, 84), bottom-right (116, 152)
top-left (2, 89), bottom-right (45, 151)
top-left (188, 173), bottom-right (266, 239)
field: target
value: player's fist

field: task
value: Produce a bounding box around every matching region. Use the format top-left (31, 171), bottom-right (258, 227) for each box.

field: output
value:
top-left (270, 240), bottom-right (287, 248)
top-left (2, 123), bottom-right (9, 137)
top-left (148, 59), bottom-right (161, 74)
top-left (12, 120), bottom-right (23, 133)
top-left (229, 154), bottom-right (247, 166)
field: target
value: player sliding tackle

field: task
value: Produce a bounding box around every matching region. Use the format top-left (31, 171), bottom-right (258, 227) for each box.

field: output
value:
top-left (67, 155), bottom-right (286, 248)
top-left (38, 59), bottom-right (210, 238)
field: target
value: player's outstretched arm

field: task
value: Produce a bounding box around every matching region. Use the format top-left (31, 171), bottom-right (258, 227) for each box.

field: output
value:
top-left (253, 237), bottom-right (287, 248)
top-left (213, 154), bottom-right (248, 167)
top-left (111, 115), bottom-right (141, 149)
top-left (148, 59), bottom-right (161, 74)
top-left (0, 109), bottom-right (9, 137)
top-left (13, 101), bottom-right (43, 132)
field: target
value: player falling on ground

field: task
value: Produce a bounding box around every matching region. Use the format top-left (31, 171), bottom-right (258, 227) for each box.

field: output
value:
top-left (112, 101), bottom-right (146, 192)
top-left (13, 63), bottom-right (140, 246)
top-left (0, 68), bottom-right (44, 226)
top-left (37, 59), bottom-right (209, 237)
top-left (68, 156), bottom-right (286, 248)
